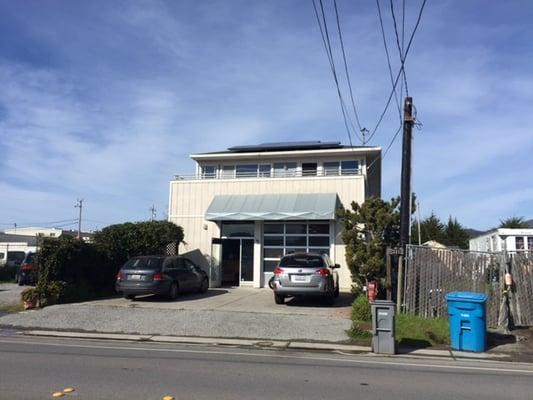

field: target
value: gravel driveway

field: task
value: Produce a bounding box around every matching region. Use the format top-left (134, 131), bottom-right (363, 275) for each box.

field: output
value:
top-left (0, 283), bottom-right (25, 306)
top-left (0, 288), bottom-right (353, 342)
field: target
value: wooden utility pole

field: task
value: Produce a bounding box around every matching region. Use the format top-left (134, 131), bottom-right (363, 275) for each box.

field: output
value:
top-left (398, 97), bottom-right (414, 312)
top-left (75, 199), bottom-right (83, 240)
top-left (400, 97), bottom-right (414, 248)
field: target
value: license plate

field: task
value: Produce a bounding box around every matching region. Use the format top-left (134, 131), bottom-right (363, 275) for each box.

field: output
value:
top-left (129, 274), bottom-right (141, 280)
top-left (291, 275), bottom-right (310, 283)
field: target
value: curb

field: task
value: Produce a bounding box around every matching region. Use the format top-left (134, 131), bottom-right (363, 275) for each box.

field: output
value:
top-left (22, 330), bottom-right (511, 361)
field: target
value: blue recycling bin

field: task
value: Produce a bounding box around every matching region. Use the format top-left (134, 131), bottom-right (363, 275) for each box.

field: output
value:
top-left (445, 291), bottom-right (488, 352)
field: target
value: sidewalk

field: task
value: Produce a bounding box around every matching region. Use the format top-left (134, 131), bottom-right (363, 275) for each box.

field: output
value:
top-left (21, 329), bottom-right (515, 362)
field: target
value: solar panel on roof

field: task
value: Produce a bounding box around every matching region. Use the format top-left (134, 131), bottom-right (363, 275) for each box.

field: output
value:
top-left (227, 141), bottom-right (342, 152)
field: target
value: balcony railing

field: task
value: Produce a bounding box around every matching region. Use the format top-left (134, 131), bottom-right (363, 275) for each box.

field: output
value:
top-left (173, 168), bottom-right (362, 181)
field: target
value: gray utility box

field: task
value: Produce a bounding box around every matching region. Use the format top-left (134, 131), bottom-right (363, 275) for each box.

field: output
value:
top-left (371, 300), bottom-right (396, 354)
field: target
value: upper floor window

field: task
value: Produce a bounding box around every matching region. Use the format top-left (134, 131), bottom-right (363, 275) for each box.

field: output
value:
top-left (323, 160), bottom-right (359, 176)
top-left (323, 161), bottom-right (340, 176)
top-left (220, 165), bottom-right (235, 178)
top-left (236, 164), bottom-right (258, 178)
top-left (516, 236), bottom-right (525, 250)
top-left (202, 165), bottom-right (216, 179)
top-left (259, 164), bottom-right (271, 177)
top-left (273, 162), bottom-right (297, 177)
top-left (302, 163), bottom-right (317, 176)
top-left (528, 236), bottom-right (533, 250)
top-left (341, 160), bottom-right (359, 175)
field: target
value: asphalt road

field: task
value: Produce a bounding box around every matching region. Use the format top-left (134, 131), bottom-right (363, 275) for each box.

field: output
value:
top-left (0, 335), bottom-right (532, 400)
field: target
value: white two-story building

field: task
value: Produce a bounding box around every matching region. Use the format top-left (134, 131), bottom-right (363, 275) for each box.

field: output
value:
top-left (168, 141), bottom-right (381, 290)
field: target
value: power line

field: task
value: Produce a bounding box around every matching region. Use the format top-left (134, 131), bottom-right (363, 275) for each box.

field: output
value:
top-left (0, 219), bottom-right (78, 227)
top-left (366, 123), bottom-right (403, 173)
top-left (376, 0), bottom-right (402, 123)
top-left (311, 0), bottom-right (363, 145)
top-left (333, 0), bottom-right (365, 134)
top-left (390, 0), bottom-right (409, 96)
top-left (366, 0), bottom-right (428, 143)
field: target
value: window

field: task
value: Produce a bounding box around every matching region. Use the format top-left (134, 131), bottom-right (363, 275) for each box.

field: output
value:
top-left (236, 164), bottom-right (258, 178)
top-left (323, 161), bottom-right (340, 176)
top-left (302, 163), bottom-right (317, 176)
top-left (123, 257), bottom-right (162, 270)
top-left (259, 164), bottom-right (271, 177)
top-left (280, 254), bottom-right (325, 268)
top-left (221, 222), bottom-right (254, 237)
top-left (341, 160), bottom-right (359, 175)
top-left (0, 252), bottom-right (4, 260)
top-left (202, 165), bottom-right (216, 179)
top-left (516, 236), bottom-right (525, 250)
top-left (528, 237), bottom-right (533, 250)
top-left (263, 222), bottom-right (331, 276)
top-left (264, 224), bottom-right (283, 234)
top-left (220, 165), bottom-right (235, 178)
top-left (273, 162), bottom-right (297, 177)
top-left (286, 223), bottom-right (306, 234)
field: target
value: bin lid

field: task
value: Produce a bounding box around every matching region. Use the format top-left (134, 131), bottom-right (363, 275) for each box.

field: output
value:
top-left (445, 291), bottom-right (488, 303)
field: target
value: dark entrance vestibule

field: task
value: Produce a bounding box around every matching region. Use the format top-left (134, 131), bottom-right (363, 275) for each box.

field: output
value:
top-left (220, 222), bottom-right (255, 286)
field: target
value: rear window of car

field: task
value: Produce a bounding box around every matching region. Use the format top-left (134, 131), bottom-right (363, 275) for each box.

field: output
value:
top-left (279, 255), bottom-right (325, 268)
top-left (7, 251), bottom-right (25, 262)
top-left (24, 253), bottom-right (35, 263)
top-left (122, 257), bottom-right (162, 270)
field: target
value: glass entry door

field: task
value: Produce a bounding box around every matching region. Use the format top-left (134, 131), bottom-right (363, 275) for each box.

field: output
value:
top-left (240, 239), bottom-right (254, 282)
top-left (220, 237), bottom-right (255, 286)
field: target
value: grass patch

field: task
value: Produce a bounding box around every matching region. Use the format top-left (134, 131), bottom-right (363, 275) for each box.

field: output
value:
top-left (0, 302), bottom-right (24, 314)
top-left (347, 294), bottom-right (449, 348)
top-left (396, 313), bottom-right (449, 347)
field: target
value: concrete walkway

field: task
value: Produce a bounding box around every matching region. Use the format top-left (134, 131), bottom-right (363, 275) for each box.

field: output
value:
top-left (0, 288), bottom-right (354, 342)
top-left (85, 287), bottom-right (353, 319)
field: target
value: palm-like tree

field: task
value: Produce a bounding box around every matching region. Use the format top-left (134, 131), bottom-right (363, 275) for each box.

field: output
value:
top-left (499, 217), bottom-right (529, 229)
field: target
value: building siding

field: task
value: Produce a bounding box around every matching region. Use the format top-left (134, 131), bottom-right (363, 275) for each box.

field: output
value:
top-left (169, 175), bottom-right (364, 290)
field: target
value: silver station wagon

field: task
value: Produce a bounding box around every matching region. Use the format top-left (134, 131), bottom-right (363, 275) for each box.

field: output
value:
top-left (271, 252), bottom-right (340, 305)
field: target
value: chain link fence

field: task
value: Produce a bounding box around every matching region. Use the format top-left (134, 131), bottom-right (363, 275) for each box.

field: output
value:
top-left (402, 245), bottom-right (533, 328)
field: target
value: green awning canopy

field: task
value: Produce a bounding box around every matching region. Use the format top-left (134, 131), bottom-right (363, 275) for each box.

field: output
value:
top-left (205, 193), bottom-right (339, 221)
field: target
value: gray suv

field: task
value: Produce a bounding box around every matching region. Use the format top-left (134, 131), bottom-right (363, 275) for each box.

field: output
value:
top-left (271, 252), bottom-right (340, 305)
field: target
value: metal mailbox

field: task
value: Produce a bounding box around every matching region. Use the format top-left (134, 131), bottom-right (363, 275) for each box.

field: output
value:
top-left (371, 300), bottom-right (396, 354)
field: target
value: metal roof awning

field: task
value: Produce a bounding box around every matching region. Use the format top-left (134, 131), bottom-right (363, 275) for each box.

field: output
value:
top-left (205, 193), bottom-right (339, 221)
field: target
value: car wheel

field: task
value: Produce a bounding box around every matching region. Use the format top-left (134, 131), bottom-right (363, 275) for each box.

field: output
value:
top-left (274, 293), bottom-right (285, 304)
top-left (168, 282), bottom-right (179, 300)
top-left (334, 285), bottom-right (340, 298)
top-left (199, 278), bottom-right (209, 293)
top-left (18, 279), bottom-right (24, 286)
top-left (125, 294), bottom-right (136, 300)
top-left (325, 292), bottom-right (335, 306)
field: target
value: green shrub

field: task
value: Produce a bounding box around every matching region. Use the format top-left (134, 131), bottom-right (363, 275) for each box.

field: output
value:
top-left (93, 220), bottom-right (184, 269)
top-left (34, 221), bottom-right (184, 306)
top-left (0, 265), bottom-right (17, 281)
top-left (352, 295), bottom-right (371, 322)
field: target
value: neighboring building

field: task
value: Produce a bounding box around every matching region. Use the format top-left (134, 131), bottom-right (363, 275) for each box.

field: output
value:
top-left (4, 227), bottom-right (94, 242)
top-left (4, 227), bottom-right (62, 238)
top-left (0, 233), bottom-right (37, 266)
top-left (469, 228), bottom-right (533, 252)
top-left (168, 141), bottom-right (381, 290)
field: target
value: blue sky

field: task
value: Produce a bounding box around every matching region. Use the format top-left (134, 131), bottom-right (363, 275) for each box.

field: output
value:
top-left (0, 0), bottom-right (532, 232)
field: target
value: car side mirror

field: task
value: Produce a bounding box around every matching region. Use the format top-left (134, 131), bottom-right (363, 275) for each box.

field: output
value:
top-left (333, 264), bottom-right (340, 269)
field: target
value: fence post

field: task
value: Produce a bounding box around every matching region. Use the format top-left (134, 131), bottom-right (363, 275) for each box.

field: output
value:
top-left (386, 248), bottom-right (392, 301)
top-left (397, 254), bottom-right (404, 314)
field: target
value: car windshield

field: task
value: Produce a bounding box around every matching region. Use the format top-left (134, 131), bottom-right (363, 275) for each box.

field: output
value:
top-left (25, 253), bottom-right (35, 263)
top-left (7, 251), bottom-right (25, 262)
top-left (279, 255), bottom-right (325, 268)
top-left (122, 257), bottom-right (162, 270)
